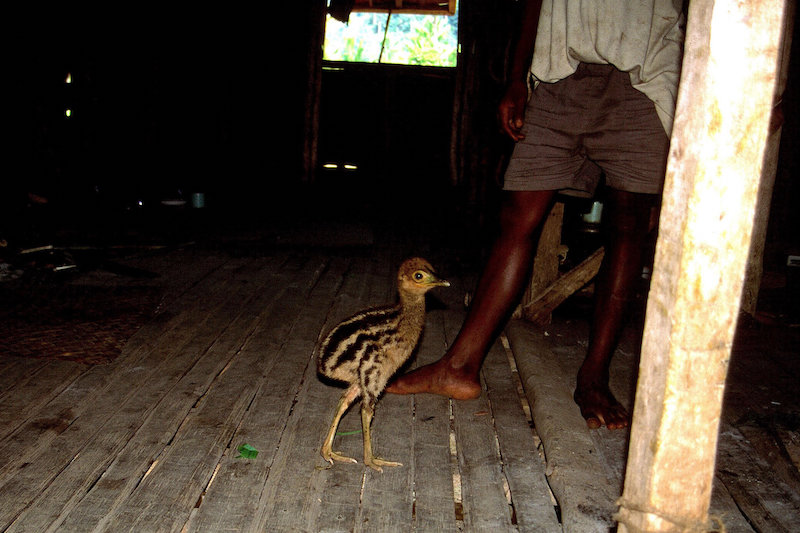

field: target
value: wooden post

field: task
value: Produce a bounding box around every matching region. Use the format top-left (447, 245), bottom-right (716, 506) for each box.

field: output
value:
top-left (740, 0), bottom-right (796, 315)
top-left (616, 1), bottom-right (788, 532)
top-left (302, 0), bottom-right (326, 185)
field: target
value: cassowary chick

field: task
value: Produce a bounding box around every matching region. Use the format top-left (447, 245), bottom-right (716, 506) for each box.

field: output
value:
top-left (317, 257), bottom-right (449, 471)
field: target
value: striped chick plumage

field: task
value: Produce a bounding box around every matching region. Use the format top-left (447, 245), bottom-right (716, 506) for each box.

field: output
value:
top-left (317, 257), bottom-right (449, 471)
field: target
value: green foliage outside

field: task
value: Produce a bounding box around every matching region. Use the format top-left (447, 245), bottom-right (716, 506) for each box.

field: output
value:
top-left (323, 8), bottom-right (459, 67)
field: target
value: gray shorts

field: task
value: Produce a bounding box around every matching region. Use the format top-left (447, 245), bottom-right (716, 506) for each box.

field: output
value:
top-left (503, 63), bottom-right (670, 196)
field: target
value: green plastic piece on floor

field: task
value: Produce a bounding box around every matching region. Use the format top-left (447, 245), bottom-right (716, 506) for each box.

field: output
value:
top-left (236, 443), bottom-right (259, 459)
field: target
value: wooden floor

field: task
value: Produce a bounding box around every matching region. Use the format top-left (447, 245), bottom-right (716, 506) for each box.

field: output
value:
top-left (0, 230), bottom-right (798, 532)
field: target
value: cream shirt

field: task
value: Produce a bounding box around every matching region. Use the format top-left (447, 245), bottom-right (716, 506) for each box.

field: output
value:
top-left (531, 0), bottom-right (685, 136)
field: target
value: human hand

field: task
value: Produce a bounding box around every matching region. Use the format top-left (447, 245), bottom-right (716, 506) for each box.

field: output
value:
top-left (498, 79), bottom-right (529, 141)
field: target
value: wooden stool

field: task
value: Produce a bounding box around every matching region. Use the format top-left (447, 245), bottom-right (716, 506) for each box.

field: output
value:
top-left (516, 200), bottom-right (604, 325)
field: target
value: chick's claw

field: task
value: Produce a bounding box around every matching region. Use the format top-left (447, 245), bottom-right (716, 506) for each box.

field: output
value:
top-left (322, 450), bottom-right (358, 465)
top-left (365, 457), bottom-right (403, 472)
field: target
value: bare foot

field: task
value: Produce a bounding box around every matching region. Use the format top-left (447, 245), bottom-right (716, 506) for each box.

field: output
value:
top-left (573, 383), bottom-right (629, 430)
top-left (386, 359), bottom-right (482, 400)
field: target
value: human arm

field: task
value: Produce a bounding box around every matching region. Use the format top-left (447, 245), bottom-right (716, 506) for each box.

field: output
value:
top-left (498, 0), bottom-right (544, 141)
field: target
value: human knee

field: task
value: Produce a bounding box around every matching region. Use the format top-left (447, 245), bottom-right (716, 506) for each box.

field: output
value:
top-left (499, 191), bottom-right (555, 238)
top-left (605, 191), bottom-right (657, 236)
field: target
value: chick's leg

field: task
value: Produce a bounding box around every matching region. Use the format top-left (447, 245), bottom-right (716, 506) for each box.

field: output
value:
top-left (361, 400), bottom-right (402, 472)
top-left (321, 384), bottom-right (360, 465)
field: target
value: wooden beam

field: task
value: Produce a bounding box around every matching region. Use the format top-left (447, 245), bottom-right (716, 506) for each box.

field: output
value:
top-left (616, 1), bottom-right (787, 532)
top-left (352, 0), bottom-right (456, 15)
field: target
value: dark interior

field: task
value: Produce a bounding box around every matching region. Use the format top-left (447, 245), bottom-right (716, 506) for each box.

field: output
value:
top-left (5, 3), bottom-right (799, 299)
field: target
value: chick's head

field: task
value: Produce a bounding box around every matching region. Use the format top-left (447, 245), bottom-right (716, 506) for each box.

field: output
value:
top-left (398, 257), bottom-right (450, 295)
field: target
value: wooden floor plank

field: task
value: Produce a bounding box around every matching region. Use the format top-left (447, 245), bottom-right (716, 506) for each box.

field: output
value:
top-left (48, 256), bottom-right (295, 533)
top-left (255, 368), bottom-right (360, 533)
top-left (94, 256), bottom-right (308, 533)
top-left (0, 357), bottom-right (52, 395)
top-left (0, 256), bottom-right (271, 532)
top-left (451, 390), bottom-right (516, 532)
top-left (354, 394), bottom-right (416, 532)
top-left (412, 441), bottom-right (459, 533)
top-left (715, 424), bottom-right (800, 532)
top-left (506, 307), bottom-right (800, 532)
top-left (3, 244), bottom-right (784, 532)
top-left (0, 255), bottom-right (237, 496)
top-left (248, 255), bottom-right (373, 532)
top-left (409, 309), bottom-right (460, 532)
top-left (186, 255), bottom-right (351, 533)
top-left (709, 474), bottom-right (757, 533)
top-left (505, 319), bottom-right (618, 532)
top-left (440, 281), bottom-right (517, 532)
top-left (293, 255), bottom-right (395, 533)
top-left (353, 255), bottom-right (417, 533)
top-left (0, 251), bottom-right (225, 446)
top-left (483, 338), bottom-right (562, 533)
top-left (0, 256), bottom-right (240, 529)
top-left (269, 251), bottom-right (433, 533)
top-left (0, 359), bottom-right (86, 440)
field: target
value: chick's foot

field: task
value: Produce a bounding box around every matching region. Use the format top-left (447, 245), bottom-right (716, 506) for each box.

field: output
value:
top-left (364, 456), bottom-right (402, 473)
top-left (321, 449), bottom-right (358, 465)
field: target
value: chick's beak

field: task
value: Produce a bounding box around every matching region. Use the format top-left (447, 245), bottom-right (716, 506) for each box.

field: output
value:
top-left (430, 276), bottom-right (450, 288)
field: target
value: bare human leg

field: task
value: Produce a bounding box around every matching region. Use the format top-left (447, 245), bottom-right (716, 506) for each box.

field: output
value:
top-left (387, 190), bottom-right (557, 400)
top-left (574, 189), bottom-right (657, 429)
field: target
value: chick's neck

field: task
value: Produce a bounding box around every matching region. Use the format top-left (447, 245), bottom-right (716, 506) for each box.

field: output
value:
top-left (396, 291), bottom-right (428, 337)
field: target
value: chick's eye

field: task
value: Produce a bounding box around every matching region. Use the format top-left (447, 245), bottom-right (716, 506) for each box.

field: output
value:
top-left (413, 271), bottom-right (425, 282)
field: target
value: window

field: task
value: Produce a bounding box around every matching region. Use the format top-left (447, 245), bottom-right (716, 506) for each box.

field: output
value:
top-left (323, 1), bottom-right (459, 67)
